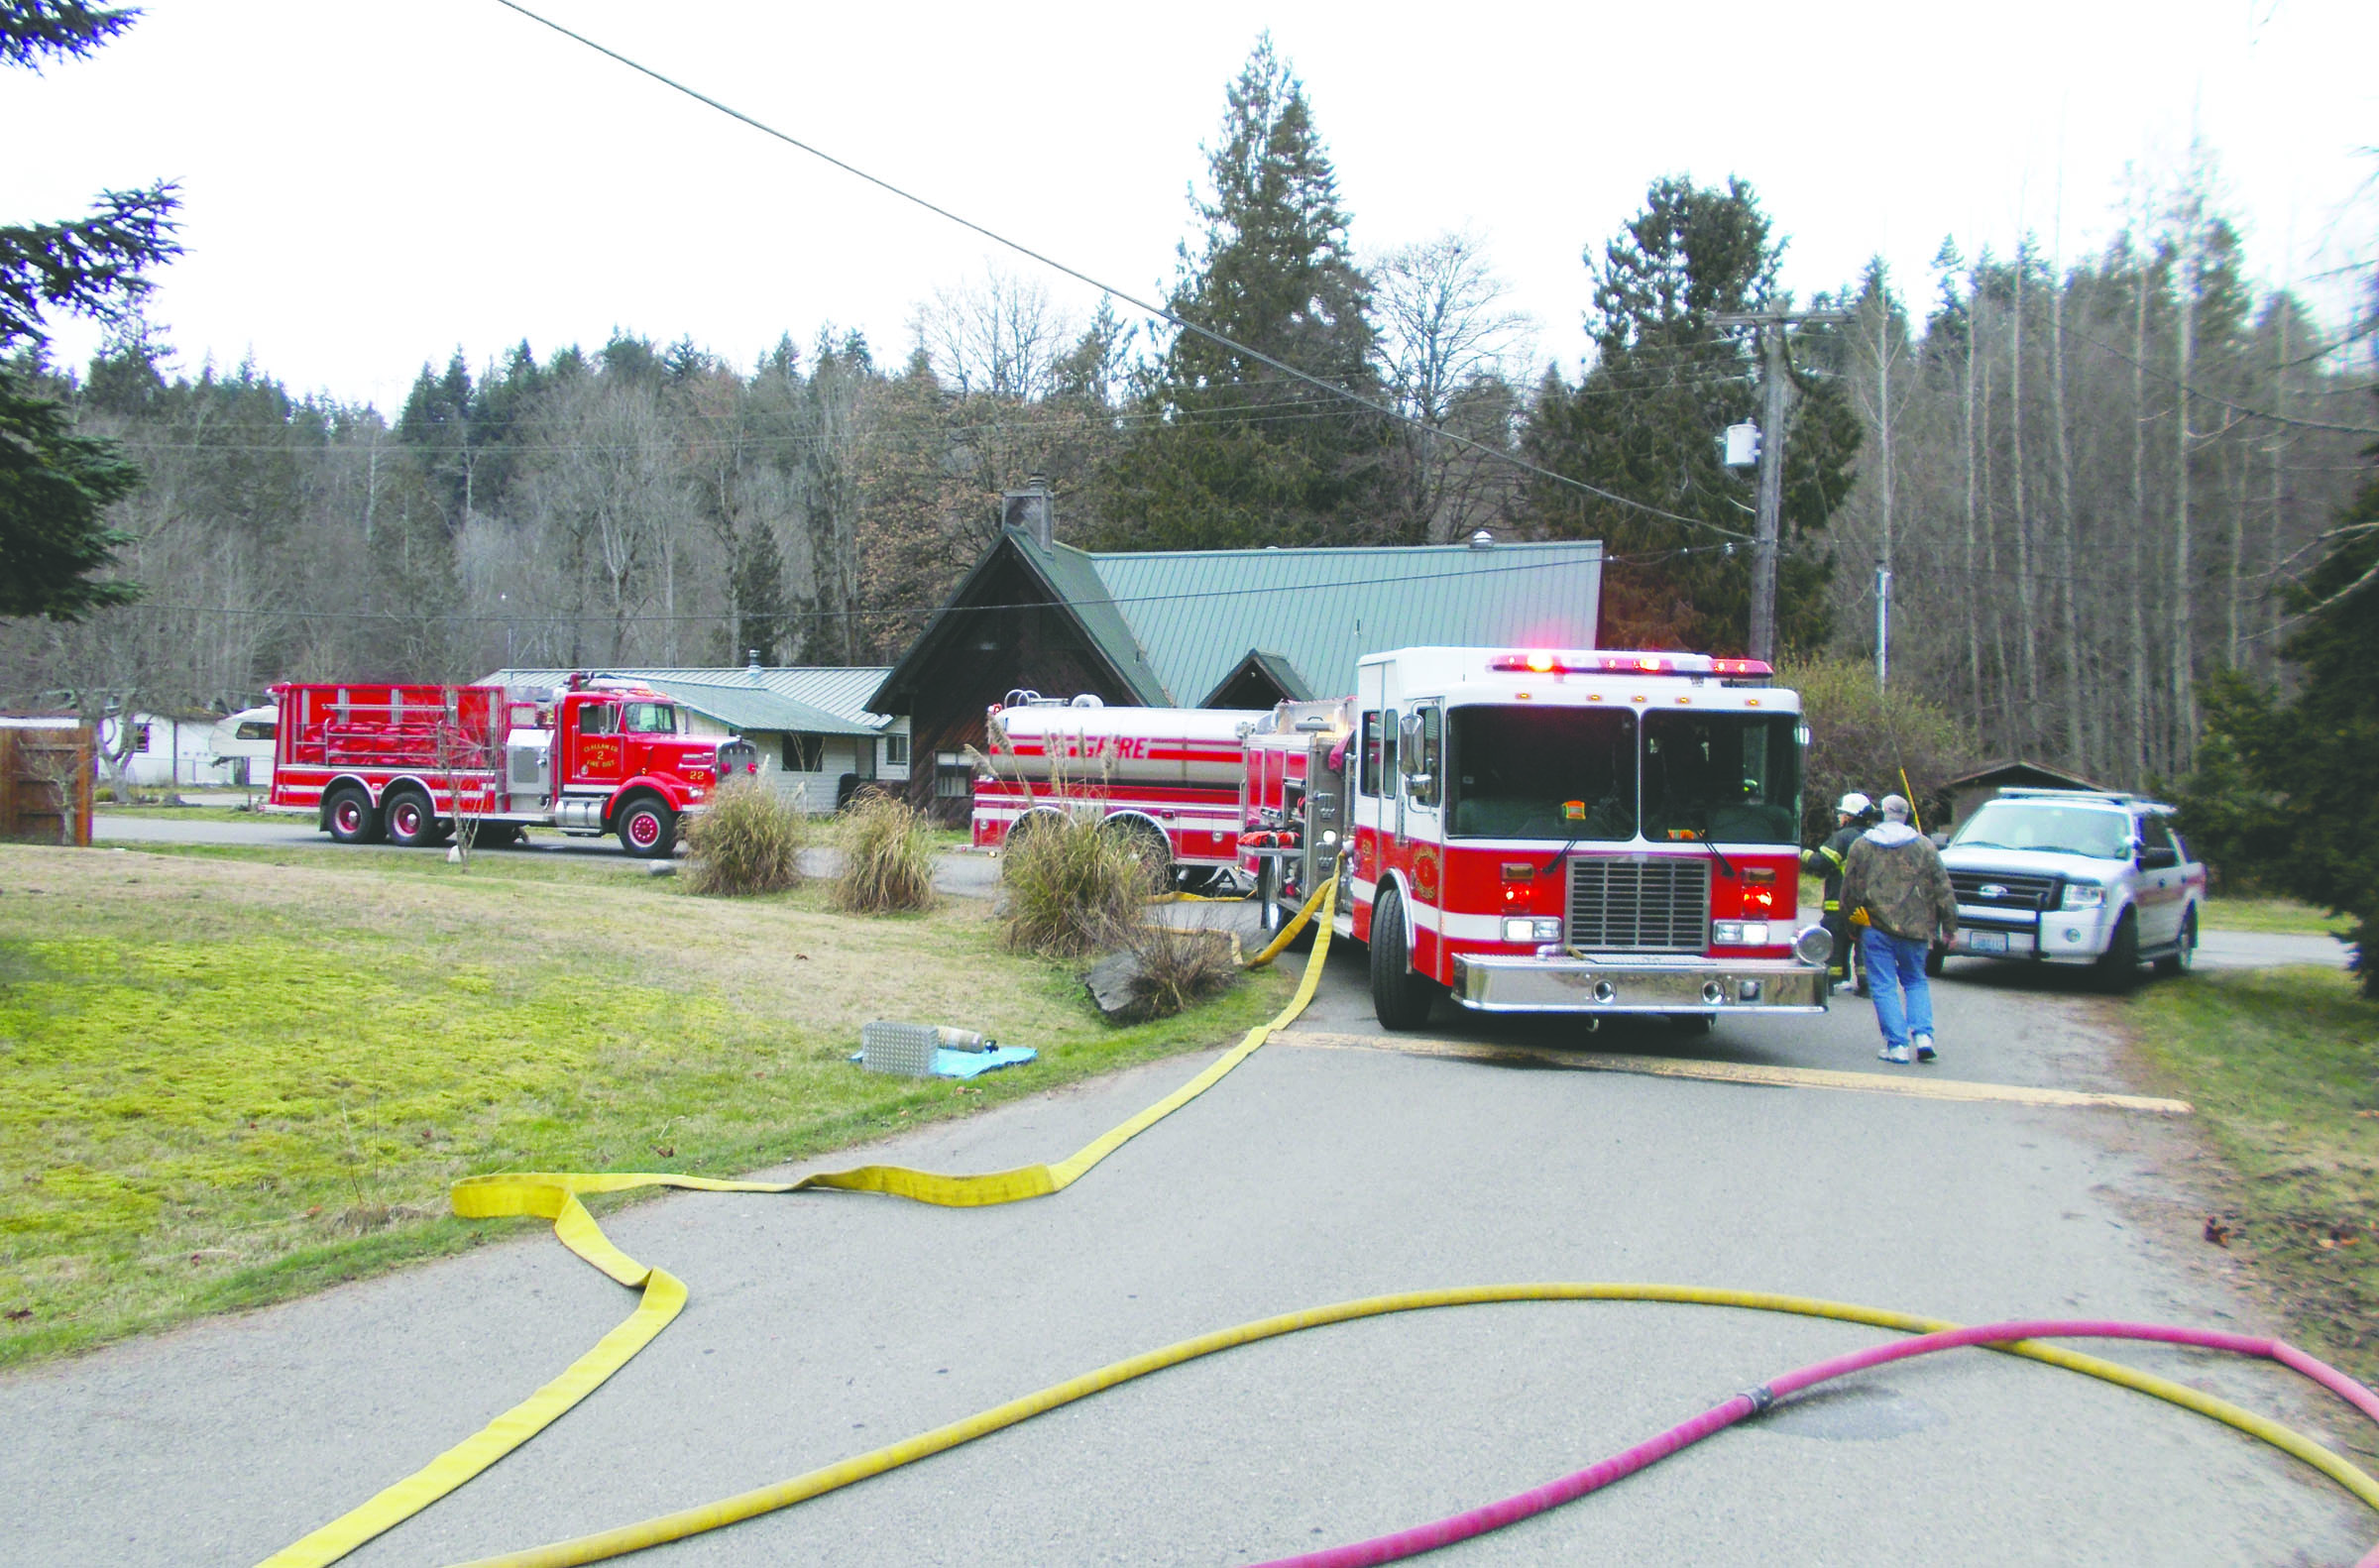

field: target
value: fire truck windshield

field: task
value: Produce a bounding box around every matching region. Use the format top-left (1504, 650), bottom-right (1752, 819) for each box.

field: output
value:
top-left (1447, 707), bottom-right (1638, 840)
top-left (621, 702), bottom-right (677, 734)
top-left (1641, 712), bottom-right (1801, 844)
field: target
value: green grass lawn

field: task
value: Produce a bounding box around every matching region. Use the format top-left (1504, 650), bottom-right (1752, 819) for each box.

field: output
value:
top-left (2200, 895), bottom-right (2354, 938)
top-left (0, 844), bottom-right (1290, 1366)
top-left (2125, 966), bottom-right (2379, 1398)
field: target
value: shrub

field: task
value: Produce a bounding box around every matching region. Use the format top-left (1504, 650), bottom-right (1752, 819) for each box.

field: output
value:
top-left (683, 778), bottom-right (807, 896)
top-left (1000, 812), bottom-right (1145, 956)
top-left (1119, 926), bottom-right (1240, 1021)
top-left (834, 793), bottom-right (938, 914)
top-left (1777, 655), bottom-right (1980, 840)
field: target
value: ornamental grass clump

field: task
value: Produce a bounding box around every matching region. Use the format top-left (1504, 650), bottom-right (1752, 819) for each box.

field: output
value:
top-left (999, 813), bottom-right (1145, 957)
top-left (1119, 926), bottom-right (1240, 1021)
top-left (683, 778), bottom-right (807, 896)
top-left (833, 793), bottom-right (938, 914)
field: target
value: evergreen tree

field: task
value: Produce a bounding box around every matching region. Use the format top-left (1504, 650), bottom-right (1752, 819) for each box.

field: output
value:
top-left (1521, 176), bottom-right (1855, 652)
top-left (1099, 35), bottom-right (1390, 549)
top-left (2179, 415), bottom-right (2379, 994)
top-left (0, 0), bottom-right (177, 619)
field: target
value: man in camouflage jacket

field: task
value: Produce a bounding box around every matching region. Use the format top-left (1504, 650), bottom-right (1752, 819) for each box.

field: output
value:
top-left (1838, 794), bottom-right (1959, 1064)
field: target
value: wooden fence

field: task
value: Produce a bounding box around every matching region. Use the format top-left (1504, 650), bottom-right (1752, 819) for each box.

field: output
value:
top-left (0, 723), bottom-right (95, 846)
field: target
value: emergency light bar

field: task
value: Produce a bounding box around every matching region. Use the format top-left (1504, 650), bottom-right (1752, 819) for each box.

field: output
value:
top-left (1488, 651), bottom-right (1773, 678)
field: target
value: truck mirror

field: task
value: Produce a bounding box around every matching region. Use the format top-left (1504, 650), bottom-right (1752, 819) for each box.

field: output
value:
top-left (1405, 772), bottom-right (1434, 797)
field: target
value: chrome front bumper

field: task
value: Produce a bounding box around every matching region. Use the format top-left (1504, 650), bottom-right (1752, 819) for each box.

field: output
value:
top-left (1451, 953), bottom-right (1831, 1014)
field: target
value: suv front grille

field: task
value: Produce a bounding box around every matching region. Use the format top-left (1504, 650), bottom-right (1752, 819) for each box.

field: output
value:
top-left (1949, 871), bottom-right (2059, 912)
top-left (1567, 857), bottom-right (1711, 952)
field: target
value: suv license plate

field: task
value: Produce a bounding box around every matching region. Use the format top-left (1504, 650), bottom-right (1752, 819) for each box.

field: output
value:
top-left (1968, 932), bottom-right (2008, 954)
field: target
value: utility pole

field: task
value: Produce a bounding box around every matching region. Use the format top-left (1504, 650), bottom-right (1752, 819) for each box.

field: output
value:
top-left (1714, 309), bottom-right (1850, 662)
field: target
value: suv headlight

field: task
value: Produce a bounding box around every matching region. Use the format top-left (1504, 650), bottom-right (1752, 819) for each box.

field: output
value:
top-left (2060, 882), bottom-right (2105, 909)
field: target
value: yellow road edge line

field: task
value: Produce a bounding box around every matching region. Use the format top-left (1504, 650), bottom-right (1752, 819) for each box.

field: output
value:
top-left (1271, 1029), bottom-right (2194, 1115)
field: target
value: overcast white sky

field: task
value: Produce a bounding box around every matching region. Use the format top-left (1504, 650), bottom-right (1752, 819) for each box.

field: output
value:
top-left (6, 0), bottom-right (2373, 413)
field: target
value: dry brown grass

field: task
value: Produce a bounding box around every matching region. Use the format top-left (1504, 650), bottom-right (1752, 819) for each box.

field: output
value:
top-left (833, 794), bottom-right (937, 914)
top-left (1000, 813), bottom-right (1148, 957)
top-left (1119, 926), bottom-right (1240, 1021)
top-left (683, 779), bottom-right (807, 896)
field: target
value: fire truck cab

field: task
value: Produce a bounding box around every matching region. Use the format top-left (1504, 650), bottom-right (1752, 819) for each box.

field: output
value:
top-left (1253, 647), bottom-right (1832, 1031)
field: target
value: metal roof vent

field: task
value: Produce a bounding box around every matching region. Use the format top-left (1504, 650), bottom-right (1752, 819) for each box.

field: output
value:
top-left (745, 649), bottom-right (762, 682)
top-left (1469, 528), bottom-right (1496, 549)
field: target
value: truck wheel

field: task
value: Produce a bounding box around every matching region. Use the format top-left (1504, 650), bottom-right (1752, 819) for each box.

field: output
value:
top-left (1104, 818), bottom-right (1172, 895)
top-left (1369, 885), bottom-right (1436, 1032)
top-left (383, 787), bottom-right (438, 848)
top-left (2154, 909), bottom-right (2199, 977)
top-left (323, 785), bottom-right (382, 844)
top-left (617, 798), bottom-right (676, 858)
top-left (2095, 911), bottom-right (2140, 992)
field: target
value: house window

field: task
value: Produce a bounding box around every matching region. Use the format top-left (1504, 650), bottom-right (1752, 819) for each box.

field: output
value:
top-left (782, 733), bottom-right (824, 772)
top-left (884, 732), bottom-right (910, 766)
top-left (934, 750), bottom-right (972, 799)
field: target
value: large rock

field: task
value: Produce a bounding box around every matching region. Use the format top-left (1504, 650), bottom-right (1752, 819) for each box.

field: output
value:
top-left (1084, 948), bottom-right (1150, 1022)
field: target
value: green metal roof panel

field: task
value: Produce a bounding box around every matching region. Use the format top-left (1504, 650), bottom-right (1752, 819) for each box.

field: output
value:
top-left (1009, 532), bottom-right (1171, 705)
top-left (1086, 539), bottom-right (1602, 704)
top-left (482, 669), bottom-right (885, 735)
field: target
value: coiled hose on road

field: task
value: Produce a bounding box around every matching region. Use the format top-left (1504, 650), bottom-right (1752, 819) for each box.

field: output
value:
top-left (258, 874), bottom-right (2379, 1568)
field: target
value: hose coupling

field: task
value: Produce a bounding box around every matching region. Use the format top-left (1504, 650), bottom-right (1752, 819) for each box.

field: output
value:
top-left (1738, 1383), bottom-right (1777, 1416)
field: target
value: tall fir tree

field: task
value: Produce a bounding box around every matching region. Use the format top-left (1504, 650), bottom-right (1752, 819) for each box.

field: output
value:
top-left (1097, 35), bottom-right (1391, 550)
top-left (1520, 176), bottom-right (1855, 652)
top-left (0, 0), bottom-right (176, 619)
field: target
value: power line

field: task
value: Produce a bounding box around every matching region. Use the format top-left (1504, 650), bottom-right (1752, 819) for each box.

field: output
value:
top-left (488, 0), bottom-right (1753, 544)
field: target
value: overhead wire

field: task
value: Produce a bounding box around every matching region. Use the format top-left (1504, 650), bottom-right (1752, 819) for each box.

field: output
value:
top-left (485, 0), bottom-right (1753, 542)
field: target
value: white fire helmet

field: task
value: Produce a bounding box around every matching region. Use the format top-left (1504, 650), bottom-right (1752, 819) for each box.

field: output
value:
top-left (1836, 792), bottom-right (1873, 817)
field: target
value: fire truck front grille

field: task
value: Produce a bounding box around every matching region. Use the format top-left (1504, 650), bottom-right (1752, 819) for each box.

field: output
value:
top-left (1566, 858), bottom-right (1711, 953)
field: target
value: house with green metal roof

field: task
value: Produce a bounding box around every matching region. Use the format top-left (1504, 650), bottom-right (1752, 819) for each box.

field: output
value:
top-left (868, 522), bottom-right (1602, 818)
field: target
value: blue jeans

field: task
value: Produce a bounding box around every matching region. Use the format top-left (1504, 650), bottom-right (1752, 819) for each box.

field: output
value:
top-left (1861, 927), bottom-right (1935, 1050)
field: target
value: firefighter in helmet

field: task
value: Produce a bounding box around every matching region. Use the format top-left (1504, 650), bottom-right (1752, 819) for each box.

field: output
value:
top-left (1804, 792), bottom-right (1875, 983)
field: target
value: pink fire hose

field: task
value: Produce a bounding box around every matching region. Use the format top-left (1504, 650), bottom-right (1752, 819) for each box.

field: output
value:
top-left (1251, 1318), bottom-right (2379, 1568)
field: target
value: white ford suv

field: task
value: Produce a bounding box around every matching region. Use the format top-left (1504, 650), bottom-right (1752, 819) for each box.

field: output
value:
top-left (1937, 789), bottom-right (2206, 988)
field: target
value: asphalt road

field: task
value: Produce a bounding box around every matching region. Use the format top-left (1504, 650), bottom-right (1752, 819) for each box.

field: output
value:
top-left (5, 906), bottom-right (2370, 1565)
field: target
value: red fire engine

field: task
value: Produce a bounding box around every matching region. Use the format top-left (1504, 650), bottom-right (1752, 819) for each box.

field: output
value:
top-left (1239, 647), bottom-right (1832, 1030)
top-left (971, 695), bottom-right (1261, 890)
top-left (267, 676), bottom-right (757, 857)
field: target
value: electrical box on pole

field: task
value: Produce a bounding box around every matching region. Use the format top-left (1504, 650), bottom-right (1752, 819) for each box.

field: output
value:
top-left (1712, 308), bottom-right (1851, 664)
top-left (1723, 422), bottom-right (1760, 468)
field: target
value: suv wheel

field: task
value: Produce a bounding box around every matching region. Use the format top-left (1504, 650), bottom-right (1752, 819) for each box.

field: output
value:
top-left (2095, 911), bottom-right (2140, 992)
top-left (2154, 908), bottom-right (2199, 977)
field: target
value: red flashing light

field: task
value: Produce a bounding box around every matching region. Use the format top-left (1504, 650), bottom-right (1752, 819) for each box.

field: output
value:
top-left (1525, 650), bottom-right (1556, 672)
top-left (1709, 657), bottom-right (1773, 677)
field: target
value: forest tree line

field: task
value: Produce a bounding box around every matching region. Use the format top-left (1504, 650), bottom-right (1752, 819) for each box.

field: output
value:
top-left (5, 37), bottom-right (2369, 796)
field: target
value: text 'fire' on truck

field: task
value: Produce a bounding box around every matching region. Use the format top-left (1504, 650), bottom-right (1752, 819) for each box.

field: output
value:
top-left (1240, 647), bottom-right (1833, 1032)
top-left (267, 676), bottom-right (758, 857)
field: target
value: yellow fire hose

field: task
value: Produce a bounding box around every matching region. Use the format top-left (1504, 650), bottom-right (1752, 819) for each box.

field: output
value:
top-left (258, 871), bottom-right (2379, 1568)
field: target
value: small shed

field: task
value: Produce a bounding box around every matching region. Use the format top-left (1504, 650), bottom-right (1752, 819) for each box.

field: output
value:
top-left (1, 718), bottom-right (95, 845)
top-left (1942, 760), bottom-right (2110, 829)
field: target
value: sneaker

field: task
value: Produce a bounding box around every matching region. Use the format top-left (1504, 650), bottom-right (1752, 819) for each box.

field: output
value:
top-left (1913, 1034), bottom-right (1937, 1064)
top-left (1879, 1043), bottom-right (1911, 1064)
